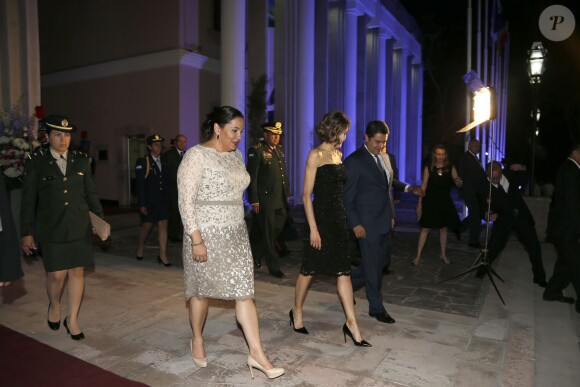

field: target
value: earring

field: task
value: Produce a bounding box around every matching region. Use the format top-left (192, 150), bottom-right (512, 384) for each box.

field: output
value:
top-left (217, 133), bottom-right (220, 140)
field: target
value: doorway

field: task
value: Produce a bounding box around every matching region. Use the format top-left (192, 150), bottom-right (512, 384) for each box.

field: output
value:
top-left (127, 135), bottom-right (146, 206)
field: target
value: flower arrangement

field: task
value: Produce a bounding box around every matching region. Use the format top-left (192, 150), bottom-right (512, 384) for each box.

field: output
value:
top-left (0, 104), bottom-right (41, 190)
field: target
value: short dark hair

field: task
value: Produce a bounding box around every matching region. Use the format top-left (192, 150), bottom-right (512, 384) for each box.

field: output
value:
top-left (200, 106), bottom-right (244, 142)
top-left (569, 142), bottom-right (580, 154)
top-left (365, 120), bottom-right (390, 138)
top-left (315, 111), bottom-right (350, 145)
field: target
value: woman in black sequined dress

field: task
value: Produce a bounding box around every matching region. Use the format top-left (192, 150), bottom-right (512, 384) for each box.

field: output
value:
top-left (289, 111), bottom-right (370, 347)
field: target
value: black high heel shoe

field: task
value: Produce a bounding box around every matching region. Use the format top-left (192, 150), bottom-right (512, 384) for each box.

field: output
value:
top-left (63, 317), bottom-right (85, 341)
top-left (47, 303), bottom-right (60, 331)
top-left (342, 323), bottom-right (371, 347)
top-left (289, 309), bottom-right (308, 334)
top-left (136, 255), bottom-right (143, 261)
top-left (157, 256), bottom-right (174, 267)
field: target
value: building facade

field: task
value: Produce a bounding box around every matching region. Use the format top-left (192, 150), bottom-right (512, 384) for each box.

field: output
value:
top-left (1, 0), bottom-right (423, 205)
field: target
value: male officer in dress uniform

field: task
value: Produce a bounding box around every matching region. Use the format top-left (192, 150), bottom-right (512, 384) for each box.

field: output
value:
top-left (161, 134), bottom-right (187, 242)
top-left (247, 122), bottom-right (289, 278)
top-left (135, 134), bottom-right (173, 266)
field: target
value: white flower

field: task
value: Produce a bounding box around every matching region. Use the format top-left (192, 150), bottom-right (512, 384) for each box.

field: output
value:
top-left (3, 166), bottom-right (22, 177)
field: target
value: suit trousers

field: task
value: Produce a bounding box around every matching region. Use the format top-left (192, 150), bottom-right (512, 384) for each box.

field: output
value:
top-left (463, 191), bottom-right (482, 244)
top-left (544, 238), bottom-right (580, 300)
top-left (351, 233), bottom-right (390, 314)
top-left (253, 207), bottom-right (286, 272)
top-left (488, 214), bottom-right (546, 281)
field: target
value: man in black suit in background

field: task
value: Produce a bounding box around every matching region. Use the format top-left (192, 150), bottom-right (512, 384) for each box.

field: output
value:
top-left (459, 138), bottom-right (486, 248)
top-left (543, 143), bottom-right (580, 311)
top-left (162, 134), bottom-right (187, 242)
top-left (476, 161), bottom-right (547, 287)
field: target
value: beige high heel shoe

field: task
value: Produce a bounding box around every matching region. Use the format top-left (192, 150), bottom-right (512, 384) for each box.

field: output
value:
top-left (247, 355), bottom-right (284, 379)
top-left (190, 339), bottom-right (207, 368)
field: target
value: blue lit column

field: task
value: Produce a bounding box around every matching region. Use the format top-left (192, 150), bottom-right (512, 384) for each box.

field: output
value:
top-left (221, 0), bottom-right (247, 154)
top-left (294, 0), bottom-right (315, 204)
top-left (407, 61), bottom-right (423, 184)
top-left (376, 30), bottom-right (388, 121)
top-left (343, 6), bottom-right (361, 157)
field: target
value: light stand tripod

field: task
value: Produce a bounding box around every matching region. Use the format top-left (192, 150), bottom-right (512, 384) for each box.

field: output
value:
top-left (437, 125), bottom-right (506, 305)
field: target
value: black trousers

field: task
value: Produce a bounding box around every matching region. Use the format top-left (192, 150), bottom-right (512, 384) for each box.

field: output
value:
top-left (463, 191), bottom-right (482, 244)
top-left (487, 214), bottom-right (546, 281)
top-left (544, 238), bottom-right (580, 300)
top-left (251, 207), bottom-right (286, 272)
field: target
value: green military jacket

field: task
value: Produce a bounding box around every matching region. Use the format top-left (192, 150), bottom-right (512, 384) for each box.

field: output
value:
top-left (246, 141), bottom-right (289, 210)
top-left (20, 148), bottom-right (103, 243)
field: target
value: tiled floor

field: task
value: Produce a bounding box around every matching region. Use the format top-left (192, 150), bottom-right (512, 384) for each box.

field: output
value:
top-left (2, 201), bottom-right (579, 386)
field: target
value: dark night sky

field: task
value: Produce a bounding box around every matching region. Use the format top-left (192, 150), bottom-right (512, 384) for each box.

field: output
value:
top-left (399, 0), bottom-right (580, 183)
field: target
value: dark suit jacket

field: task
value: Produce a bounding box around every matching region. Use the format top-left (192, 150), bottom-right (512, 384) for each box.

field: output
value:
top-left (547, 158), bottom-right (580, 240)
top-left (135, 153), bottom-right (169, 208)
top-left (20, 149), bottom-right (103, 242)
top-left (246, 141), bottom-right (289, 210)
top-left (478, 169), bottom-right (533, 224)
top-left (344, 146), bottom-right (401, 237)
top-left (161, 147), bottom-right (183, 203)
top-left (459, 151), bottom-right (486, 195)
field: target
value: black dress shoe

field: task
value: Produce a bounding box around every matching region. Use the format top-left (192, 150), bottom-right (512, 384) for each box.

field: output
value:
top-left (289, 309), bottom-right (308, 334)
top-left (254, 259), bottom-right (262, 269)
top-left (63, 317), bottom-right (85, 341)
top-left (369, 312), bottom-right (395, 324)
top-left (342, 323), bottom-right (372, 347)
top-left (269, 270), bottom-right (285, 278)
top-left (475, 267), bottom-right (486, 278)
top-left (136, 255), bottom-right (144, 261)
top-left (533, 279), bottom-right (548, 288)
top-left (279, 250), bottom-right (294, 257)
top-left (543, 294), bottom-right (575, 304)
top-left (157, 256), bottom-right (174, 267)
top-left (47, 303), bottom-right (60, 331)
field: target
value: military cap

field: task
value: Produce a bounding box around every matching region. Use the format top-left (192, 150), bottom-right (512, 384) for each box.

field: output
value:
top-left (147, 134), bottom-right (164, 145)
top-left (43, 115), bottom-right (76, 133)
top-left (261, 121), bottom-right (283, 135)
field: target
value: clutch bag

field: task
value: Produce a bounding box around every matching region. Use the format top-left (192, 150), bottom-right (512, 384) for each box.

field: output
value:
top-left (89, 211), bottom-right (111, 241)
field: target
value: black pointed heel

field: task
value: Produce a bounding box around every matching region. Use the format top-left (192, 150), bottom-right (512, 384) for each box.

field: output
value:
top-left (157, 256), bottom-right (174, 267)
top-left (289, 309), bottom-right (308, 334)
top-left (47, 303), bottom-right (60, 331)
top-left (63, 317), bottom-right (85, 341)
top-left (342, 323), bottom-right (371, 347)
top-left (136, 255), bottom-right (143, 261)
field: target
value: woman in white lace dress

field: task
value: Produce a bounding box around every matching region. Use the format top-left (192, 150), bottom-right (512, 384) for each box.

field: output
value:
top-left (177, 106), bottom-right (284, 379)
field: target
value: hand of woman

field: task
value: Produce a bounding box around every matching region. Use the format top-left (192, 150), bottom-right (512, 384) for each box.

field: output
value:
top-left (192, 243), bottom-right (208, 262)
top-left (310, 229), bottom-right (322, 250)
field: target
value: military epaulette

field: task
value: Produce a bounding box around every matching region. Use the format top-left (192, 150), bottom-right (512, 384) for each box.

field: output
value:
top-left (72, 149), bottom-right (88, 158)
top-left (252, 143), bottom-right (263, 149)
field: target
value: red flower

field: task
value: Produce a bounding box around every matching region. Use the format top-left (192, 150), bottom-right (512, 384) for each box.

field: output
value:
top-left (35, 106), bottom-right (45, 119)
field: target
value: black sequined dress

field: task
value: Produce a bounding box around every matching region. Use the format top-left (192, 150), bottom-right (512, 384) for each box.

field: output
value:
top-left (301, 164), bottom-right (351, 276)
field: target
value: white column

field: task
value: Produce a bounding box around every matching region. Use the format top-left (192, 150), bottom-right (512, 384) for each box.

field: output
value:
top-left (408, 62), bottom-right (423, 184)
top-left (0, 0), bottom-right (41, 116)
top-left (342, 7), bottom-right (360, 156)
top-left (376, 30), bottom-right (388, 121)
top-left (294, 0), bottom-right (315, 204)
top-left (221, 0), bottom-right (247, 153)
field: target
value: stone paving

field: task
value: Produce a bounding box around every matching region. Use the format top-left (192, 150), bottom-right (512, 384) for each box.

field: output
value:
top-left (2, 194), bottom-right (579, 386)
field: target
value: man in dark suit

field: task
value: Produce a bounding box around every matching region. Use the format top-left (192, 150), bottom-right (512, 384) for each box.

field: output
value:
top-left (459, 138), bottom-right (486, 248)
top-left (161, 134), bottom-right (187, 242)
top-left (476, 161), bottom-right (547, 286)
top-left (135, 134), bottom-right (172, 266)
top-left (247, 122), bottom-right (289, 278)
top-left (344, 121), bottom-right (420, 324)
top-left (543, 143), bottom-right (580, 312)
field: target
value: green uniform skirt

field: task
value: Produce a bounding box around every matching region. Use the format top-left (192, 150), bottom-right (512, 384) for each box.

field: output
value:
top-left (41, 236), bottom-right (94, 272)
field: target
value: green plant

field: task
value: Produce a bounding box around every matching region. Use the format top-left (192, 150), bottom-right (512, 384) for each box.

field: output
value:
top-left (247, 74), bottom-right (268, 147)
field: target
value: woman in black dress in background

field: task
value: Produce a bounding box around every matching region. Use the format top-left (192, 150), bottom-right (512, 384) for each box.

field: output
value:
top-left (290, 111), bottom-right (370, 347)
top-left (413, 144), bottom-right (463, 265)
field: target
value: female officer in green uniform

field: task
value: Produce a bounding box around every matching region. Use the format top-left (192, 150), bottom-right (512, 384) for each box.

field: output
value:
top-left (20, 115), bottom-right (103, 341)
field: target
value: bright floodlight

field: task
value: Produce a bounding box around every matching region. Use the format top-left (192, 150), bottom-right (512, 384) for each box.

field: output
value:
top-left (473, 87), bottom-right (491, 124)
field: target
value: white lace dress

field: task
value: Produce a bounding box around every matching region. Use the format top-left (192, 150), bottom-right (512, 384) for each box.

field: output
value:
top-left (177, 145), bottom-right (253, 300)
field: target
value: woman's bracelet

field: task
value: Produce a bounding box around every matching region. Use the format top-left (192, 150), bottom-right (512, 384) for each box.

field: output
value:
top-left (192, 239), bottom-right (204, 247)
